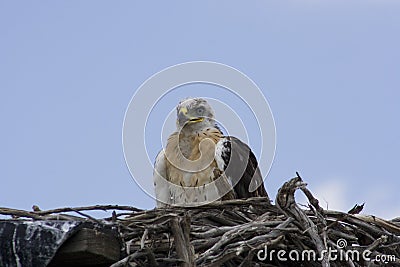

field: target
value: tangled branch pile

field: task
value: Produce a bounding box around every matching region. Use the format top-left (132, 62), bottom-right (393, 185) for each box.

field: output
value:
top-left (1, 175), bottom-right (400, 267)
top-left (112, 175), bottom-right (400, 267)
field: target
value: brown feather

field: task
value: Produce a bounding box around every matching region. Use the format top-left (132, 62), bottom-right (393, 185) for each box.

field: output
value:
top-left (164, 127), bottom-right (233, 203)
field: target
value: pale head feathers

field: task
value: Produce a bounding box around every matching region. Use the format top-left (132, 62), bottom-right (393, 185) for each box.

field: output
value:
top-left (176, 98), bottom-right (216, 131)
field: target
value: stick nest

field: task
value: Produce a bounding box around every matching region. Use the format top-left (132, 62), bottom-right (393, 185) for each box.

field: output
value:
top-left (1, 174), bottom-right (400, 267)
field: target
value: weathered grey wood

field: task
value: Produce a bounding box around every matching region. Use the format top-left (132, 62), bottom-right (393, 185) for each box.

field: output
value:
top-left (171, 214), bottom-right (195, 267)
top-left (48, 228), bottom-right (121, 267)
top-left (276, 176), bottom-right (330, 267)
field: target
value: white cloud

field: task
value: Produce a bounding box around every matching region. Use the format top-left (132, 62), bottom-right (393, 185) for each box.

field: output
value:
top-left (295, 179), bottom-right (399, 220)
top-left (311, 179), bottom-right (348, 212)
top-left (362, 186), bottom-right (400, 219)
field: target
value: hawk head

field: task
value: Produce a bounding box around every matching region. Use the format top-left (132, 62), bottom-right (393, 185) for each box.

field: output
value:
top-left (176, 98), bottom-right (215, 131)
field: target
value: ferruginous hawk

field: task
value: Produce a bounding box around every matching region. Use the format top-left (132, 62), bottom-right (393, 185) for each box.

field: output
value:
top-left (153, 98), bottom-right (269, 207)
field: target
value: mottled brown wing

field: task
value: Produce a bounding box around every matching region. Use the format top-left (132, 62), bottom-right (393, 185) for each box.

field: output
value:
top-left (215, 136), bottom-right (269, 200)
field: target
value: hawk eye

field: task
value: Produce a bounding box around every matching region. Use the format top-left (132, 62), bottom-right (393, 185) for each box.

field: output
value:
top-left (197, 107), bottom-right (204, 115)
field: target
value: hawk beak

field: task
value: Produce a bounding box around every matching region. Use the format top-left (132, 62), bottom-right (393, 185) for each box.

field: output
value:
top-left (178, 112), bottom-right (188, 125)
top-left (179, 107), bottom-right (188, 115)
top-left (178, 107), bottom-right (204, 124)
top-left (178, 107), bottom-right (188, 124)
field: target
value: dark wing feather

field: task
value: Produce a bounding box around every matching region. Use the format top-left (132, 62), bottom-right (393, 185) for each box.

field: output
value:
top-left (216, 136), bottom-right (269, 199)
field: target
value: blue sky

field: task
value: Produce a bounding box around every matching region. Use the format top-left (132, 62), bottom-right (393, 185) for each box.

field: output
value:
top-left (1, 1), bottom-right (399, 219)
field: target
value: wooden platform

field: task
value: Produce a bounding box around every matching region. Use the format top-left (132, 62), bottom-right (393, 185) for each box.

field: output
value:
top-left (49, 228), bottom-right (121, 267)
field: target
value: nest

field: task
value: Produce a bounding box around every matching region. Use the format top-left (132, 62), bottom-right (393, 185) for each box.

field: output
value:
top-left (110, 175), bottom-right (400, 267)
top-left (1, 174), bottom-right (400, 267)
